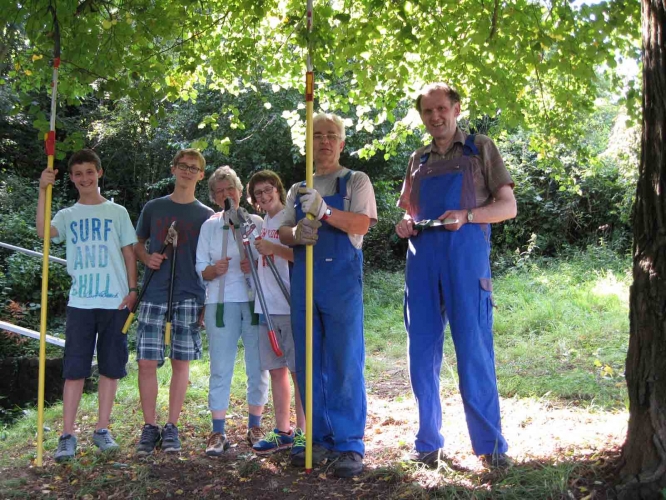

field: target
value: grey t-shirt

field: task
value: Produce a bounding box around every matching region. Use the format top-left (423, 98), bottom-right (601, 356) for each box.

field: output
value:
top-left (282, 167), bottom-right (377, 249)
top-left (136, 195), bottom-right (214, 303)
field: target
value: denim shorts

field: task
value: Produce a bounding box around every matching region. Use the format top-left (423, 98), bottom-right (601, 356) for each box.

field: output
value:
top-left (136, 298), bottom-right (203, 362)
top-left (63, 307), bottom-right (130, 380)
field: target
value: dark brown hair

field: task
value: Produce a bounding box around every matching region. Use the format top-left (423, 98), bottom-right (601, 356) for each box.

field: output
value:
top-left (68, 149), bottom-right (101, 173)
top-left (247, 170), bottom-right (287, 210)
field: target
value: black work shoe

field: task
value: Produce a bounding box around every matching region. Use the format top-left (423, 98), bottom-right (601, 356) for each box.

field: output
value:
top-left (161, 423), bottom-right (181, 453)
top-left (333, 451), bottom-right (364, 478)
top-left (136, 424), bottom-right (162, 456)
top-left (406, 448), bottom-right (442, 467)
top-left (290, 431), bottom-right (331, 468)
top-left (480, 452), bottom-right (514, 469)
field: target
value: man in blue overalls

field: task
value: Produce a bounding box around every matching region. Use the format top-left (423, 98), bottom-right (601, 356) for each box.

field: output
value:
top-left (395, 83), bottom-right (517, 468)
top-left (279, 113), bottom-right (377, 478)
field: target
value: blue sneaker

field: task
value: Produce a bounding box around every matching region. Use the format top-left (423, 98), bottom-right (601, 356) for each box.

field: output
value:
top-left (136, 424), bottom-right (162, 456)
top-left (161, 423), bottom-right (181, 453)
top-left (253, 428), bottom-right (294, 455)
top-left (54, 434), bottom-right (77, 463)
top-left (92, 429), bottom-right (119, 453)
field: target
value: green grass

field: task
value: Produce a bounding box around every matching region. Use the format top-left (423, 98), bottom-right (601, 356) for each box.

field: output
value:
top-left (364, 246), bottom-right (630, 410)
top-left (0, 246), bottom-right (631, 498)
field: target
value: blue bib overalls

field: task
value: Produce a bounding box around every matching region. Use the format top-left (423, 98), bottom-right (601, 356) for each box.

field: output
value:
top-left (292, 172), bottom-right (367, 456)
top-left (404, 136), bottom-right (508, 455)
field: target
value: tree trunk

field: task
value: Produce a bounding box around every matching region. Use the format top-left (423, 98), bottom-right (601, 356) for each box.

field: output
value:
top-left (620, 0), bottom-right (666, 497)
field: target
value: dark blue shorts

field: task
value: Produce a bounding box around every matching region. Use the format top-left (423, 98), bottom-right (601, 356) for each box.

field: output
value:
top-left (63, 307), bottom-right (130, 380)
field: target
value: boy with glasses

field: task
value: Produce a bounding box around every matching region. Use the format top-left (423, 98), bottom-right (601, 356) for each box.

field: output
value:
top-left (133, 149), bottom-right (214, 455)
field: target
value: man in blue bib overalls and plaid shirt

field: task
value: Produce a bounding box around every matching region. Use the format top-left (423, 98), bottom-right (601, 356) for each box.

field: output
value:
top-left (395, 83), bottom-right (517, 469)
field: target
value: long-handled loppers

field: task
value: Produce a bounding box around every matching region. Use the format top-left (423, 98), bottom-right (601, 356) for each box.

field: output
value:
top-left (164, 227), bottom-right (178, 346)
top-left (215, 198), bottom-right (232, 327)
top-left (226, 205), bottom-right (283, 357)
top-left (122, 221), bottom-right (178, 337)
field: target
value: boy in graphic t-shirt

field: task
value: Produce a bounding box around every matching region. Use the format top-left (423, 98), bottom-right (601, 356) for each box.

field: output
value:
top-left (37, 149), bottom-right (138, 462)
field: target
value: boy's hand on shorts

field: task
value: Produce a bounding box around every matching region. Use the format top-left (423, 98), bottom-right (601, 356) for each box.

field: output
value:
top-left (119, 291), bottom-right (138, 311)
top-left (147, 252), bottom-right (167, 270)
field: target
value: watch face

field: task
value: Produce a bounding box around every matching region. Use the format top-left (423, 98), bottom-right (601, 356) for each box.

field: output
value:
top-left (467, 210), bottom-right (473, 222)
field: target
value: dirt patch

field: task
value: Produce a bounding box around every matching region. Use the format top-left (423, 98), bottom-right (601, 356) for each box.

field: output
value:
top-left (0, 360), bottom-right (628, 499)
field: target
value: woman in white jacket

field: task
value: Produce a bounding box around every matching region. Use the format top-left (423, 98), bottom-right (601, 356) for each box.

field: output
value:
top-left (196, 166), bottom-right (268, 456)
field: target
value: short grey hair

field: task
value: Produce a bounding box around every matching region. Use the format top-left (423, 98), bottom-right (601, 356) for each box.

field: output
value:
top-left (313, 113), bottom-right (345, 139)
top-left (207, 165), bottom-right (243, 205)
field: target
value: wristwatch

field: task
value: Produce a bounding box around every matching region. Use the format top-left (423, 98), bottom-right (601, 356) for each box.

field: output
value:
top-left (321, 207), bottom-right (332, 221)
top-left (467, 209), bottom-right (474, 223)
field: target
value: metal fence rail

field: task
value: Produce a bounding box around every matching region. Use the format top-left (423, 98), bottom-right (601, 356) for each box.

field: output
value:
top-left (0, 320), bottom-right (65, 348)
top-left (0, 241), bottom-right (67, 265)
top-left (0, 241), bottom-right (66, 347)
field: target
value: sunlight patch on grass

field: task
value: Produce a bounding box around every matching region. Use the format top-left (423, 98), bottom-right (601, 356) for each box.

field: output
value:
top-left (591, 271), bottom-right (629, 303)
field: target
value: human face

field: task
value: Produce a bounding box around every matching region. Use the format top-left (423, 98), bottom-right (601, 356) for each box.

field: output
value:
top-left (213, 179), bottom-right (241, 209)
top-left (419, 90), bottom-right (460, 142)
top-left (252, 181), bottom-right (281, 216)
top-left (313, 119), bottom-right (344, 171)
top-left (171, 154), bottom-right (204, 186)
top-left (70, 162), bottom-right (102, 195)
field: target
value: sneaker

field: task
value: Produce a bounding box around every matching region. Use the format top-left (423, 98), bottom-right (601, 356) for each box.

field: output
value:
top-left (333, 451), bottom-right (364, 478)
top-left (290, 429), bottom-right (331, 467)
top-left (246, 426), bottom-right (263, 447)
top-left (480, 452), bottom-right (514, 469)
top-left (136, 424), bottom-right (162, 456)
top-left (405, 448), bottom-right (442, 467)
top-left (92, 429), bottom-right (119, 452)
top-left (161, 423), bottom-right (181, 453)
top-left (253, 428), bottom-right (294, 455)
top-left (205, 432), bottom-right (230, 457)
top-left (54, 434), bottom-right (77, 463)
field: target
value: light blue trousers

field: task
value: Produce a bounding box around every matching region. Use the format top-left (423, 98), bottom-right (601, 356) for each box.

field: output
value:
top-left (205, 302), bottom-right (269, 411)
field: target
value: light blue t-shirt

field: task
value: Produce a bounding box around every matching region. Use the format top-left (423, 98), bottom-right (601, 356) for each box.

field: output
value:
top-left (52, 201), bottom-right (137, 309)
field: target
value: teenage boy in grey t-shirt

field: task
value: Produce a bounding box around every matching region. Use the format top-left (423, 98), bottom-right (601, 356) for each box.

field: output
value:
top-left (133, 149), bottom-right (214, 456)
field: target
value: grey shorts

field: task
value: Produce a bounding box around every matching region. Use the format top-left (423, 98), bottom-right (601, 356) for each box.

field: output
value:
top-left (136, 298), bottom-right (203, 362)
top-left (258, 314), bottom-right (296, 372)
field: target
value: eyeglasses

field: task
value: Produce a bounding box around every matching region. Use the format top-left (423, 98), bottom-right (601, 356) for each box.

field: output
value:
top-left (176, 163), bottom-right (203, 174)
top-left (253, 186), bottom-right (275, 199)
top-left (214, 186), bottom-right (237, 196)
top-left (313, 133), bottom-right (341, 142)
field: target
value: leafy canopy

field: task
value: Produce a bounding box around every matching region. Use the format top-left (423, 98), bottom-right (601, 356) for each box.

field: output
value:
top-left (1, 0), bottom-right (640, 154)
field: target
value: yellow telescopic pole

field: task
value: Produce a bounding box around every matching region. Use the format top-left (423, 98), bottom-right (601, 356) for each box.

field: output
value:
top-left (304, 0), bottom-right (314, 474)
top-left (37, 14), bottom-right (60, 466)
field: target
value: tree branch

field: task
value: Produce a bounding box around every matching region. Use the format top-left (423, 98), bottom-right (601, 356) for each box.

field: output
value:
top-left (486, 0), bottom-right (499, 42)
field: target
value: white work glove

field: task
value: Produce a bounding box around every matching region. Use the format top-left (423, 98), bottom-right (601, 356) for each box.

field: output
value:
top-left (298, 187), bottom-right (328, 220)
top-left (293, 218), bottom-right (322, 245)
